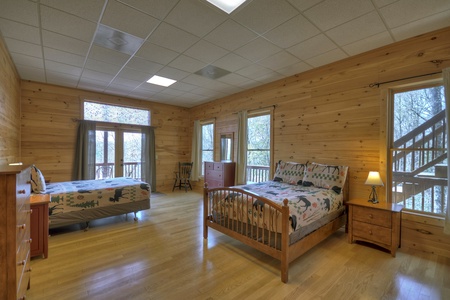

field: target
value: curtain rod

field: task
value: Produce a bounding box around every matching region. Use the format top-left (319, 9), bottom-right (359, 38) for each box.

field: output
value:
top-left (369, 71), bottom-right (442, 88)
top-left (232, 104), bottom-right (277, 114)
top-left (71, 118), bottom-right (158, 128)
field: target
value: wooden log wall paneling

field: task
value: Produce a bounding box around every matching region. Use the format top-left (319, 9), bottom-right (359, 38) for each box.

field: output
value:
top-left (0, 35), bottom-right (21, 165)
top-left (20, 81), bottom-right (190, 191)
top-left (189, 26), bottom-right (450, 201)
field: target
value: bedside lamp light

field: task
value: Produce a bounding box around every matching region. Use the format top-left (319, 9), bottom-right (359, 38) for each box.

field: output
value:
top-left (365, 171), bottom-right (384, 204)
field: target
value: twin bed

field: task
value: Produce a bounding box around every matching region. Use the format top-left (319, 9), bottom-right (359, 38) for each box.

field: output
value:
top-left (30, 166), bottom-right (151, 229)
top-left (203, 161), bottom-right (349, 283)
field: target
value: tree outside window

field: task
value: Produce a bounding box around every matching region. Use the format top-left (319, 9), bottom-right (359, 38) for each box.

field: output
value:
top-left (201, 123), bottom-right (214, 176)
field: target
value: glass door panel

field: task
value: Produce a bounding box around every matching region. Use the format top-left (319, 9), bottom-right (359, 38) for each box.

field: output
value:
top-left (95, 130), bottom-right (115, 179)
top-left (123, 132), bottom-right (142, 180)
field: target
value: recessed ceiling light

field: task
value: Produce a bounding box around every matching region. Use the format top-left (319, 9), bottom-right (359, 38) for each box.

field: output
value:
top-left (147, 75), bottom-right (177, 87)
top-left (206, 0), bottom-right (247, 14)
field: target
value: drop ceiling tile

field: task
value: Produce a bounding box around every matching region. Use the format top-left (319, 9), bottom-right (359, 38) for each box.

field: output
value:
top-left (128, 88), bottom-right (156, 99)
top-left (46, 71), bottom-right (79, 87)
top-left (45, 60), bottom-right (82, 76)
top-left (181, 74), bottom-right (216, 87)
top-left (304, 0), bottom-right (374, 31)
top-left (236, 64), bottom-right (273, 79)
top-left (390, 10), bottom-right (450, 41)
top-left (217, 73), bottom-right (254, 86)
top-left (126, 56), bottom-right (164, 74)
top-left (287, 0), bottom-right (323, 11)
top-left (101, 0), bottom-right (160, 39)
top-left (88, 45), bottom-right (131, 66)
top-left (232, 0), bottom-right (299, 34)
top-left (117, 67), bottom-right (152, 82)
top-left (184, 40), bottom-right (228, 64)
top-left (104, 84), bottom-right (133, 96)
top-left (170, 81), bottom-right (198, 92)
top-left (258, 51), bottom-right (301, 71)
top-left (3, 38), bottom-right (42, 58)
top-left (212, 52), bottom-right (253, 72)
top-left (0, 19), bottom-right (41, 44)
top-left (168, 55), bottom-right (207, 73)
top-left (85, 58), bottom-right (123, 75)
top-left (342, 31), bottom-right (393, 56)
top-left (42, 30), bottom-right (90, 56)
top-left (287, 34), bottom-right (336, 61)
top-left (80, 69), bottom-right (115, 82)
top-left (0, 0), bottom-right (39, 26)
top-left (326, 11), bottom-right (387, 46)
top-left (135, 41), bottom-right (179, 65)
top-left (164, 0), bottom-right (227, 37)
top-left (380, 0), bottom-right (450, 28)
top-left (110, 77), bottom-right (142, 89)
top-left (40, 6), bottom-right (96, 42)
top-left (305, 48), bottom-right (348, 68)
top-left (156, 66), bottom-right (190, 81)
top-left (118, 0), bottom-right (179, 20)
top-left (147, 22), bottom-right (199, 53)
top-left (276, 61), bottom-right (312, 77)
top-left (44, 47), bottom-right (85, 67)
top-left (263, 14), bottom-right (320, 49)
top-left (254, 71), bottom-right (284, 84)
top-left (204, 19), bottom-right (258, 51)
top-left (10, 53), bottom-right (44, 69)
top-left (234, 37), bottom-right (282, 63)
top-left (77, 77), bottom-right (110, 92)
top-left (40, 0), bottom-right (105, 22)
top-left (15, 65), bottom-right (46, 82)
top-left (141, 82), bottom-right (166, 93)
top-left (372, 0), bottom-right (397, 8)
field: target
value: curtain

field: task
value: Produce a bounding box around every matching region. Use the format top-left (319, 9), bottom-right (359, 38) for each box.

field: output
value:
top-left (236, 110), bottom-right (248, 185)
top-left (443, 67), bottom-right (450, 234)
top-left (191, 120), bottom-right (201, 181)
top-left (141, 126), bottom-right (156, 192)
top-left (73, 120), bottom-right (96, 180)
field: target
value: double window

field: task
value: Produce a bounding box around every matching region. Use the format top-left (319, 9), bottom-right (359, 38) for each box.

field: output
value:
top-left (389, 83), bottom-right (447, 215)
top-left (201, 122), bottom-right (214, 176)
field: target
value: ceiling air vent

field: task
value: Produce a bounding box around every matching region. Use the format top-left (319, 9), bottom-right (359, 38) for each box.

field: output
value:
top-left (93, 24), bottom-right (143, 55)
top-left (194, 65), bottom-right (231, 80)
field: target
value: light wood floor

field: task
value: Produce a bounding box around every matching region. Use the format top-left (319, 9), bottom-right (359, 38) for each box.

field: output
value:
top-left (28, 191), bottom-right (449, 300)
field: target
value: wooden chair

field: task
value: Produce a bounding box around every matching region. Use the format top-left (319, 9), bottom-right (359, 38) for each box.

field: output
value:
top-left (172, 162), bottom-right (193, 192)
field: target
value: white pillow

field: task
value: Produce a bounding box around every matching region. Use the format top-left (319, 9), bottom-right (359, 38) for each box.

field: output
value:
top-left (30, 165), bottom-right (46, 193)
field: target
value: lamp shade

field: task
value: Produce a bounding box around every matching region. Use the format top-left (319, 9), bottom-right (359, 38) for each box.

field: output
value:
top-left (365, 171), bottom-right (384, 186)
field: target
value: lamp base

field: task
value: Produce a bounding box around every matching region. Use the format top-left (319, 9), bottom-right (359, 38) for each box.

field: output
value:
top-left (367, 186), bottom-right (379, 204)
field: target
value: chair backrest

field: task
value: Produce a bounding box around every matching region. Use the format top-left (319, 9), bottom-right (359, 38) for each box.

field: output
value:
top-left (179, 162), bottom-right (193, 178)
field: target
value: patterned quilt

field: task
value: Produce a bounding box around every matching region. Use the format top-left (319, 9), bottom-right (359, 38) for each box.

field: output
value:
top-left (45, 177), bottom-right (150, 215)
top-left (235, 181), bottom-right (344, 232)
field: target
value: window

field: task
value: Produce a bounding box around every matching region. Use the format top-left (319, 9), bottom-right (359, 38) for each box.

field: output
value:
top-left (84, 101), bottom-right (150, 180)
top-left (84, 101), bottom-right (150, 126)
top-left (201, 122), bottom-right (214, 176)
top-left (389, 83), bottom-right (447, 215)
top-left (246, 111), bottom-right (272, 183)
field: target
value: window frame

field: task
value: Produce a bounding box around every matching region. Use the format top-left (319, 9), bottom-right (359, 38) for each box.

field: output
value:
top-left (200, 120), bottom-right (215, 176)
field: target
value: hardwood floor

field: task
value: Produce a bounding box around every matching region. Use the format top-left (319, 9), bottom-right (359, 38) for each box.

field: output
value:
top-left (28, 191), bottom-right (449, 300)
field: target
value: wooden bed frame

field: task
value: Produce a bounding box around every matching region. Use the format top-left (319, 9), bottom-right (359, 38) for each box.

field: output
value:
top-left (203, 177), bottom-right (349, 283)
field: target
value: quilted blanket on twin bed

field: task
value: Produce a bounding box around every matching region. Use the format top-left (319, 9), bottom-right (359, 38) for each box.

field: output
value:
top-left (45, 177), bottom-right (150, 215)
top-left (231, 181), bottom-right (344, 232)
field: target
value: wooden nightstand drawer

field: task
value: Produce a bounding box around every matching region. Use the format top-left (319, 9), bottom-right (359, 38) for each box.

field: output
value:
top-left (353, 220), bottom-right (392, 245)
top-left (353, 206), bottom-right (391, 228)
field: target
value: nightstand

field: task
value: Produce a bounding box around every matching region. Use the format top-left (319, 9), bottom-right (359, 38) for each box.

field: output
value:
top-left (347, 199), bottom-right (403, 257)
top-left (30, 194), bottom-right (50, 258)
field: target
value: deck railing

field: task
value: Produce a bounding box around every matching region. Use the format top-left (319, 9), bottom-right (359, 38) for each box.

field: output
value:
top-left (246, 165), bottom-right (270, 183)
top-left (95, 162), bottom-right (141, 180)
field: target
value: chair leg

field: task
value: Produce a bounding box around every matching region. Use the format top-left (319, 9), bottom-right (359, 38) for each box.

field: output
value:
top-left (172, 179), bottom-right (178, 191)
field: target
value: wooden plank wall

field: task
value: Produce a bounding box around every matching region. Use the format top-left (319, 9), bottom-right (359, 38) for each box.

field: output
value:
top-left (20, 81), bottom-right (190, 191)
top-left (189, 26), bottom-right (450, 201)
top-left (0, 35), bottom-right (21, 165)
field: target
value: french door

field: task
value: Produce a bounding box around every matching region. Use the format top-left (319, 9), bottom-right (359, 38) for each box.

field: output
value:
top-left (95, 128), bottom-right (143, 180)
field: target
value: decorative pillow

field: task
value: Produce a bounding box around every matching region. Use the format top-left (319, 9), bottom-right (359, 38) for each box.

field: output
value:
top-left (273, 160), bottom-right (308, 185)
top-left (30, 165), bottom-right (46, 193)
top-left (302, 162), bottom-right (348, 194)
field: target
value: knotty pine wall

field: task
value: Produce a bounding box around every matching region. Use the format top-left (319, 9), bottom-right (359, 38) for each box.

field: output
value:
top-left (189, 26), bottom-right (450, 201)
top-left (0, 35), bottom-right (21, 165)
top-left (20, 81), bottom-right (190, 191)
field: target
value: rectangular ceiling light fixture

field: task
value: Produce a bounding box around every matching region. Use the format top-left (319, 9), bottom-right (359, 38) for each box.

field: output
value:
top-left (147, 75), bottom-right (177, 87)
top-left (206, 0), bottom-right (247, 14)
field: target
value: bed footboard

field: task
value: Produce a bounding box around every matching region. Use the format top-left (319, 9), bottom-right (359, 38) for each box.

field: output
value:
top-left (203, 186), bottom-right (291, 282)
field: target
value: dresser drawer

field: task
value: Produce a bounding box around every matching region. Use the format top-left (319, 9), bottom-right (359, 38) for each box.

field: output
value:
top-left (205, 170), bottom-right (223, 180)
top-left (353, 206), bottom-right (391, 227)
top-left (206, 180), bottom-right (223, 189)
top-left (353, 220), bottom-right (392, 245)
top-left (205, 162), bottom-right (215, 170)
top-left (213, 163), bottom-right (223, 171)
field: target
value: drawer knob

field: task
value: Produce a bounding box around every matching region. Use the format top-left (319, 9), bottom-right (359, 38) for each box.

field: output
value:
top-left (26, 267), bottom-right (32, 273)
top-left (368, 214), bottom-right (373, 219)
top-left (18, 224), bottom-right (26, 230)
top-left (18, 260), bottom-right (26, 266)
top-left (18, 189), bottom-right (26, 194)
top-left (28, 209), bottom-right (33, 214)
top-left (368, 230), bottom-right (373, 235)
top-left (28, 238), bottom-right (33, 244)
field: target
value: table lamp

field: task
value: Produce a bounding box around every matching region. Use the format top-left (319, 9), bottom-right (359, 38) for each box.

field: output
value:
top-left (365, 171), bottom-right (384, 204)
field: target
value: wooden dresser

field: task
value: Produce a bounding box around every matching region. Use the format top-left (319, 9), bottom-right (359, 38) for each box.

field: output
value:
top-left (347, 199), bottom-right (403, 257)
top-left (30, 193), bottom-right (50, 259)
top-left (204, 161), bottom-right (236, 188)
top-left (0, 166), bottom-right (32, 300)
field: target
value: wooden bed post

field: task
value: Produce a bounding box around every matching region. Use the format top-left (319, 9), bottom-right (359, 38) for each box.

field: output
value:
top-left (203, 183), bottom-right (209, 239)
top-left (281, 199), bottom-right (290, 283)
